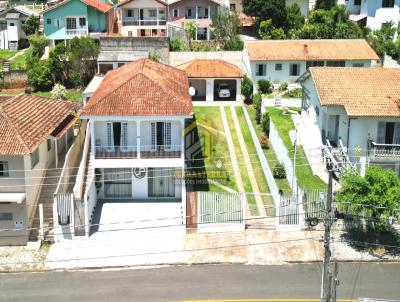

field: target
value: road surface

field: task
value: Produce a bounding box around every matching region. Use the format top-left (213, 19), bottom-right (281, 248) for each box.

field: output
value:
top-left (0, 263), bottom-right (399, 301)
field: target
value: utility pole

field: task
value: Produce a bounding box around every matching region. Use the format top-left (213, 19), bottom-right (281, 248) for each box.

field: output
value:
top-left (321, 169), bottom-right (333, 302)
top-left (331, 261), bottom-right (339, 302)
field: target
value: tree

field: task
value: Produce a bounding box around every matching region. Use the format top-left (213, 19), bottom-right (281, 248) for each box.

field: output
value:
top-left (26, 35), bottom-right (48, 68)
top-left (257, 79), bottom-right (272, 94)
top-left (185, 21), bottom-right (196, 50)
top-left (21, 15), bottom-right (40, 36)
top-left (170, 37), bottom-right (188, 51)
top-left (367, 22), bottom-right (397, 59)
top-left (336, 166), bottom-right (400, 230)
top-left (243, 0), bottom-right (287, 29)
top-left (211, 9), bottom-right (242, 50)
top-left (241, 75), bottom-right (253, 102)
top-left (261, 111), bottom-right (270, 135)
top-left (258, 19), bottom-right (286, 39)
top-left (48, 43), bottom-right (69, 85)
top-left (253, 92), bottom-right (262, 124)
top-left (315, 0), bottom-right (336, 10)
top-left (51, 83), bottom-right (67, 100)
top-left (27, 59), bottom-right (54, 91)
top-left (68, 36), bottom-right (99, 87)
top-left (286, 3), bottom-right (305, 32)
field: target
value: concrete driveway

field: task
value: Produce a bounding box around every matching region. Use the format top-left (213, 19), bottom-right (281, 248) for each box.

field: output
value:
top-left (46, 201), bottom-right (185, 269)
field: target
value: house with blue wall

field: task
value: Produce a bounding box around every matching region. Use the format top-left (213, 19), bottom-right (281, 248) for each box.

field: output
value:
top-left (42, 0), bottom-right (114, 48)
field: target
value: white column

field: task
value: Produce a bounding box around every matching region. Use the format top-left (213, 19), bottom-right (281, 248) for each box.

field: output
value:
top-left (195, 6), bottom-right (198, 19)
top-left (236, 78), bottom-right (242, 102)
top-left (206, 27), bottom-right (210, 40)
top-left (90, 120), bottom-right (95, 159)
top-left (208, 5), bottom-right (210, 19)
top-left (137, 120), bottom-right (141, 159)
top-left (206, 78), bottom-right (214, 102)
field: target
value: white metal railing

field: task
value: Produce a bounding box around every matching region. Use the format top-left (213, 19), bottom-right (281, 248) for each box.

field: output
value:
top-left (370, 141), bottom-right (400, 158)
top-left (65, 28), bottom-right (88, 36)
top-left (122, 20), bottom-right (166, 26)
top-left (73, 122), bottom-right (90, 200)
top-left (94, 145), bottom-right (182, 159)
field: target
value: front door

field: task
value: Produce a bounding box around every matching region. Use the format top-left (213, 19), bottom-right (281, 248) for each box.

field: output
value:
top-left (385, 122), bottom-right (395, 144)
top-left (113, 122), bottom-right (121, 148)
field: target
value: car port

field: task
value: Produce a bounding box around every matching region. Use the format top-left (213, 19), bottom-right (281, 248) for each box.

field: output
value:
top-left (214, 79), bottom-right (237, 101)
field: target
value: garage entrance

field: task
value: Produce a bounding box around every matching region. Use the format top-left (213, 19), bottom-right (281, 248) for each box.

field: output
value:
top-left (189, 79), bottom-right (206, 101)
top-left (214, 79), bottom-right (237, 101)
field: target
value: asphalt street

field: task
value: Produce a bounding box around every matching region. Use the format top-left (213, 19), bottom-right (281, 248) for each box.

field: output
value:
top-left (0, 263), bottom-right (399, 302)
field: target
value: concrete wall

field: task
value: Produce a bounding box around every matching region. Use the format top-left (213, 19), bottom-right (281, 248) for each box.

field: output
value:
top-left (338, 0), bottom-right (361, 14)
top-left (0, 202), bottom-right (28, 246)
top-left (169, 51), bottom-right (243, 68)
top-left (99, 36), bottom-right (170, 64)
top-left (360, 0), bottom-right (400, 30)
top-left (0, 70), bottom-right (28, 89)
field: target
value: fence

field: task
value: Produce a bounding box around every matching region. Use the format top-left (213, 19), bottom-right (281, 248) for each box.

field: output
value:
top-left (197, 191), bottom-right (244, 232)
top-left (0, 70), bottom-right (28, 89)
top-left (52, 193), bottom-right (74, 242)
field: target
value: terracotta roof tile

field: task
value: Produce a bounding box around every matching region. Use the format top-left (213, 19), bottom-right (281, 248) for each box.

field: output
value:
top-left (176, 59), bottom-right (243, 78)
top-left (246, 39), bottom-right (379, 61)
top-left (0, 94), bottom-right (79, 155)
top-left (306, 67), bottom-right (400, 117)
top-left (82, 58), bottom-right (193, 116)
top-left (83, 0), bottom-right (113, 12)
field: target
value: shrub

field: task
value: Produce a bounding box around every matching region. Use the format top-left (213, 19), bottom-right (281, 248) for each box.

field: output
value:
top-left (279, 82), bottom-right (288, 91)
top-left (261, 111), bottom-right (270, 135)
top-left (260, 134), bottom-right (269, 149)
top-left (170, 37), bottom-right (189, 51)
top-left (241, 75), bottom-right (253, 102)
top-left (257, 79), bottom-right (272, 94)
top-left (51, 83), bottom-right (67, 100)
top-left (223, 35), bottom-right (244, 51)
top-left (27, 59), bottom-right (54, 91)
top-left (273, 163), bottom-right (286, 179)
top-left (253, 93), bottom-right (262, 124)
top-left (148, 52), bottom-right (160, 62)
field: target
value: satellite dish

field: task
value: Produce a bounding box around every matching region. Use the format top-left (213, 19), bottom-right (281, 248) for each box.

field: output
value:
top-left (189, 86), bottom-right (196, 96)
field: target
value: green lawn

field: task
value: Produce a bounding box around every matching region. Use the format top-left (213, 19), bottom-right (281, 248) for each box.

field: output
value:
top-left (267, 107), bottom-right (327, 191)
top-left (10, 52), bottom-right (27, 70)
top-left (33, 89), bottom-right (83, 103)
top-left (235, 106), bottom-right (276, 216)
top-left (192, 107), bottom-right (237, 192)
top-left (224, 107), bottom-right (258, 215)
top-left (0, 49), bottom-right (16, 60)
top-left (246, 105), bottom-right (292, 195)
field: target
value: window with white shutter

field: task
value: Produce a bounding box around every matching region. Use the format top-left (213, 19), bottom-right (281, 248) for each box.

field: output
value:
top-left (164, 122), bottom-right (171, 150)
top-left (121, 122), bottom-right (128, 151)
top-left (151, 122), bottom-right (156, 151)
top-left (107, 122), bottom-right (113, 151)
top-left (377, 122), bottom-right (385, 144)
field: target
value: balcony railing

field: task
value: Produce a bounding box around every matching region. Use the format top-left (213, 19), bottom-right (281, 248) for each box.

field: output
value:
top-left (122, 20), bottom-right (166, 26)
top-left (370, 141), bottom-right (400, 158)
top-left (94, 145), bottom-right (181, 159)
top-left (65, 28), bottom-right (88, 36)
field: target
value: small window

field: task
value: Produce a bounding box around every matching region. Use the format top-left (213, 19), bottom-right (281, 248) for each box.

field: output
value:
top-left (187, 8), bottom-right (192, 17)
top-left (149, 9), bottom-right (156, 17)
top-left (275, 63), bottom-right (282, 71)
top-left (46, 18), bottom-right (51, 25)
top-left (47, 139), bottom-right (52, 151)
top-left (172, 9), bottom-right (179, 17)
top-left (0, 213), bottom-right (12, 221)
top-left (289, 64), bottom-right (300, 76)
top-left (31, 148), bottom-right (40, 169)
top-left (382, 0), bottom-right (394, 7)
top-left (352, 63), bottom-right (364, 67)
top-left (127, 9), bottom-right (132, 17)
top-left (0, 161), bottom-right (9, 177)
top-left (9, 22), bottom-right (14, 26)
top-left (354, 0), bottom-right (361, 4)
top-left (230, 3), bottom-right (236, 10)
top-left (256, 64), bottom-right (266, 76)
top-left (79, 17), bottom-right (86, 27)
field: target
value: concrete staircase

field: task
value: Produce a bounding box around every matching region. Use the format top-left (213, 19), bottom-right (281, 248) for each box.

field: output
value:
top-left (28, 168), bottom-right (63, 242)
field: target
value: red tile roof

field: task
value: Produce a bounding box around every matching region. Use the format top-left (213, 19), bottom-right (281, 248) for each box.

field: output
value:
top-left (302, 67), bottom-right (400, 117)
top-left (83, 0), bottom-right (113, 13)
top-left (0, 94), bottom-right (79, 155)
top-left (246, 39), bottom-right (379, 61)
top-left (176, 59), bottom-right (243, 78)
top-left (82, 59), bottom-right (193, 116)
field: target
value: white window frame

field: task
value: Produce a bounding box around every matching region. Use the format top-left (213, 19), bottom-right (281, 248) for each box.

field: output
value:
top-left (121, 122), bottom-right (128, 152)
top-left (0, 161), bottom-right (9, 177)
top-left (149, 9), bottom-right (157, 18)
top-left (289, 63), bottom-right (300, 76)
top-left (255, 63), bottom-right (266, 76)
top-left (106, 122), bottom-right (114, 152)
top-left (172, 9), bottom-right (179, 17)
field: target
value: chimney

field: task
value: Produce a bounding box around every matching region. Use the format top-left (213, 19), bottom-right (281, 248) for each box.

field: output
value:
top-left (303, 43), bottom-right (309, 54)
top-left (24, 87), bottom-right (32, 94)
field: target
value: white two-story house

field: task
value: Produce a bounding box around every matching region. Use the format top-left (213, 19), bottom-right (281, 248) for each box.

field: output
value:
top-left (81, 58), bottom-right (193, 235)
top-left (298, 67), bottom-right (400, 175)
top-left (339, 0), bottom-right (400, 31)
top-left (243, 39), bottom-right (379, 89)
top-left (0, 94), bottom-right (78, 246)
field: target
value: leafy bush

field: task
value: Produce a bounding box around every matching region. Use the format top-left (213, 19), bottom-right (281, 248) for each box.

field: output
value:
top-left (287, 88), bottom-right (302, 98)
top-left (257, 79), bottom-right (272, 94)
top-left (241, 75), bottom-right (253, 102)
top-left (170, 38), bottom-right (188, 51)
top-left (223, 35), bottom-right (244, 51)
top-left (279, 82), bottom-right (288, 91)
top-left (148, 52), bottom-right (160, 62)
top-left (27, 59), bottom-right (53, 91)
top-left (260, 134), bottom-right (269, 149)
top-left (51, 83), bottom-right (67, 100)
top-left (191, 41), bottom-right (218, 51)
top-left (253, 93), bottom-right (262, 124)
top-left (273, 163), bottom-right (286, 179)
top-left (261, 111), bottom-right (270, 135)
top-left (21, 15), bottom-right (40, 36)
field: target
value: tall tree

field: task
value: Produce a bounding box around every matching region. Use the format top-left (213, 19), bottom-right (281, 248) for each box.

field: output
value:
top-left (367, 22), bottom-right (397, 59)
top-left (286, 3), bottom-right (305, 32)
top-left (185, 21), bottom-right (197, 50)
top-left (242, 0), bottom-right (287, 29)
top-left (315, 0), bottom-right (336, 10)
top-left (211, 8), bottom-right (242, 50)
top-left (21, 15), bottom-right (40, 36)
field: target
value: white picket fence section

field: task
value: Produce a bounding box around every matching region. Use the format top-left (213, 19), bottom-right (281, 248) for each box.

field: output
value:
top-left (197, 191), bottom-right (245, 232)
